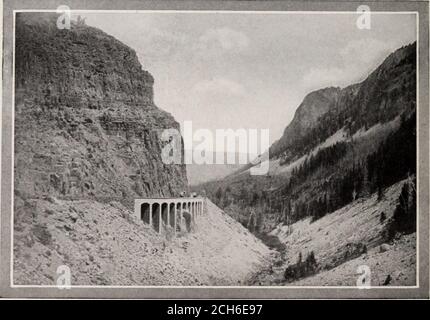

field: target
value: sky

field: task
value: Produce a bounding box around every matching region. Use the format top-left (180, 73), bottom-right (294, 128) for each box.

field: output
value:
top-left (81, 12), bottom-right (416, 153)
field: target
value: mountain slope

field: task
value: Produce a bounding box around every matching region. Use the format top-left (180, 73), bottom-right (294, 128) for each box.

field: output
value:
top-left (269, 42), bottom-right (415, 164)
top-left (269, 86), bottom-right (343, 159)
top-left (195, 42), bottom-right (417, 286)
top-left (13, 13), bottom-right (272, 286)
top-left (198, 42), bottom-right (416, 235)
top-left (14, 197), bottom-right (271, 285)
top-left (250, 180), bottom-right (416, 286)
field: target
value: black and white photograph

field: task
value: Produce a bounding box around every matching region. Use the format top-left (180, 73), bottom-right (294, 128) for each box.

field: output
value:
top-left (0, 0), bottom-right (429, 300)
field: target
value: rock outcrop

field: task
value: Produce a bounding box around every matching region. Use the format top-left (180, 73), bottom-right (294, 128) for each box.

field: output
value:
top-left (14, 13), bottom-right (188, 208)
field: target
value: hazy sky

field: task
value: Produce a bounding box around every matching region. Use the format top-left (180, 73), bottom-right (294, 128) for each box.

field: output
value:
top-left (82, 12), bottom-right (416, 152)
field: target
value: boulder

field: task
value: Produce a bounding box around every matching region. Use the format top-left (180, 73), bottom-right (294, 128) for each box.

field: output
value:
top-left (380, 244), bottom-right (391, 253)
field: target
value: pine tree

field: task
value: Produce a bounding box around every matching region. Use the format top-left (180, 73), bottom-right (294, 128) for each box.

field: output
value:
top-left (389, 181), bottom-right (416, 238)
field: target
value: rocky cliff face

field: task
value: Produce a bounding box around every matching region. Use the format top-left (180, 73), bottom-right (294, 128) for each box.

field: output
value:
top-left (269, 87), bottom-right (342, 158)
top-left (14, 13), bottom-right (188, 208)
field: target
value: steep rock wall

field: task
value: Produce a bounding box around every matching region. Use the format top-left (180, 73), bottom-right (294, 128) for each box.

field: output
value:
top-left (14, 13), bottom-right (188, 208)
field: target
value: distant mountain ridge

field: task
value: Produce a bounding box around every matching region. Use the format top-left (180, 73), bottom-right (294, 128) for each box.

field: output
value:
top-left (197, 41), bottom-right (416, 232)
top-left (269, 42), bottom-right (416, 164)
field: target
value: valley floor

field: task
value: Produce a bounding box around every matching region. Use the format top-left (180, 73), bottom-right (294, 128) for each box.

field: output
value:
top-left (250, 180), bottom-right (417, 287)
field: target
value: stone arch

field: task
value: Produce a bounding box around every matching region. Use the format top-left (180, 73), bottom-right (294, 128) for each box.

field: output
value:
top-left (134, 198), bottom-right (204, 235)
top-left (161, 203), bottom-right (168, 227)
top-left (141, 202), bottom-right (150, 224)
top-left (152, 203), bottom-right (160, 232)
top-left (176, 202), bottom-right (182, 231)
top-left (169, 203), bottom-right (175, 228)
top-left (192, 202), bottom-right (196, 219)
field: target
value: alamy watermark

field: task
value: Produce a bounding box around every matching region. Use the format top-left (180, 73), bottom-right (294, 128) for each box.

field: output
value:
top-left (356, 265), bottom-right (371, 289)
top-left (161, 121), bottom-right (270, 175)
top-left (356, 5), bottom-right (371, 30)
top-left (56, 5), bottom-right (71, 30)
top-left (56, 265), bottom-right (71, 289)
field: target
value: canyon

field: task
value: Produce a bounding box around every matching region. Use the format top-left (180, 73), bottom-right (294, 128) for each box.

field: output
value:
top-left (13, 12), bottom-right (417, 287)
top-left (13, 13), bottom-right (271, 286)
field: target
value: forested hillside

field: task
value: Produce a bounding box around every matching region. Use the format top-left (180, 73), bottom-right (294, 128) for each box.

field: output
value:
top-left (195, 42), bottom-right (416, 235)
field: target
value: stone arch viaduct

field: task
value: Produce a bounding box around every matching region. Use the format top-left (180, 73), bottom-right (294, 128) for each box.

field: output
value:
top-left (134, 198), bottom-right (204, 235)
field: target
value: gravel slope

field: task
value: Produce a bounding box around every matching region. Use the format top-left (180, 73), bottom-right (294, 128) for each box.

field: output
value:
top-left (13, 197), bottom-right (271, 286)
top-left (251, 180), bottom-right (416, 286)
top-left (289, 233), bottom-right (416, 286)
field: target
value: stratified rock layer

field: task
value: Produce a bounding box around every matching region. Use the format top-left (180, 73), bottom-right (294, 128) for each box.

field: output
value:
top-left (14, 13), bottom-right (188, 208)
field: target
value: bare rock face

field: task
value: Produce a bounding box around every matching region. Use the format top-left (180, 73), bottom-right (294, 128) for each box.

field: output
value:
top-left (14, 13), bottom-right (188, 208)
top-left (273, 87), bottom-right (342, 152)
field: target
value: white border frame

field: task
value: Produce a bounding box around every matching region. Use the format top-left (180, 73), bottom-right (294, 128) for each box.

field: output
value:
top-left (9, 9), bottom-right (420, 291)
